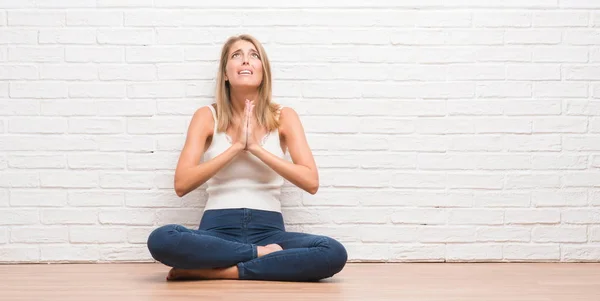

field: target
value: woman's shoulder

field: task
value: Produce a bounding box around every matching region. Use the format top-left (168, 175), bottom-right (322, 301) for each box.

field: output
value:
top-left (188, 104), bottom-right (216, 135)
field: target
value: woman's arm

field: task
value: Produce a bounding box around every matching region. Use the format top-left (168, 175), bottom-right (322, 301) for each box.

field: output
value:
top-left (174, 107), bottom-right (244, 197)
top-left (248, 107), bottom-right (319, 194)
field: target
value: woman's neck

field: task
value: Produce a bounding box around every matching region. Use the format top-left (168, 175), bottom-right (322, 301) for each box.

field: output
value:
top-left (229, 89), bottom-right (259, 120)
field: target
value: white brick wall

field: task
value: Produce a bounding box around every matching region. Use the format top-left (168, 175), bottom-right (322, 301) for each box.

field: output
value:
top-left (1, 1), bottom-right (600, 263)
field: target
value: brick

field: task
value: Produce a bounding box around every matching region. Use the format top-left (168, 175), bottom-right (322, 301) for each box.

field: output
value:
top-left (97, 29), bottom-right (153, 45)
top-left (533, 47), bottom-right (588, 63)
top-left (0, 136), bottom-right (96, 151)
top-left (505, 174), bottom-right (562, 189)
top-left (503, 244), bottom-right (559, 261)
top-left (449, 136), bottom-right (503, 151)
top-left (476, 47), bottom-right (531, 62)
top-left (418, 227), bottom-right (476, 243)
top-left (41, 100), bottom-right (96, 116)
top-left (390, 244), bottom-right (445, 262)
top-left (321, 170), bottom-right (391, 188)
top-left (476, 227), bottom-right (531, 242)
top-left (391, 209), bottom-right (446, 225)
top-left (473, 192), bottom-right (531, 207)
top-left (156, 209), bottom-right (202, 225)
top-left (564, 172), bottom-right (600, 187)
top-left (504, 100), bottom-right (561, 116)
top-left (99, 64), bottom-right (156, 81)
top-left (505, 135), bottom-right (561, 152)
top-left (564, 136), bottom-right (600, 151)
top-left (0, 172), bottom-right (39, 188)
top-left (95, 136), bottom-right (155, 152)
top-left (10, 82), bottom-right (67, 98)
top-left (0, 29), bottom-right (37, 44)
top-left (39, 29), bottom-right (96, 45)
top-left (68, 118), bottom-right (124, 134)
top-left (532, 154), bottom-right (587, 170)
top-left (564, 65), bottom-right (600, 80)
top-left (560, 0), bottom-right (600, 8)
top-left (125, 191), bottom-right (181, 208)
top-left (564, 30), bottom-right (600, 45)
top-left (0, 189), bottom-right (7, 207)
top-left (67, 11), bottom-right (123, 26)
top-left (507, 64), bottom-right (560, 80)
top-left (70, 226), bottom-right (127, 243)
top-left (11, 227), bottom-right (68, 243)
top-left (40, 245), bottom-right (99, 262)
top-left (477, 82), bottom-right (531, 98)
top-left (533, 11), bottom-right (589, 27)
top-left (448, 209), bottom-right (504, 225)
top-left (0, 246), bottom-right (39, 262)
top-left (127, 227), bottom-right (155, 244)
top-left (127, 82), bottom-right (186, 98)
top-left (100, 245), bottom-right (151, 261)
top-left (299, 116), bottom-right (361, 134)
top-left (0, 100), bottom-right (38, 116)
top-left (505, 209), bottom-right (560, 224)
top-left (474, 12), bottom-right (531, 27)
top-left (97, 0), bottom-right (153, 7)
top-left (99, 172), bottom-right (154, 189)
top-left (561, 209), bottom-right (600, 224)
top-left (0, 209), bottom-right (38, 225)
top-left (68, 153), bottom-right (125, 170)
top-left (532, 226), bottom-right (587, 242)
top-left (391, 172), bottom-right (446, 189)
top-left (39, 64), bottom-right (97, 80)
top-left (9, 117), bottom-right (67, 134)
top-left (127, 153), bottom-right (178, 170)
top-left (562, 245), bottom-right (600, 262)
top-left (10, 189), bottom-right (67, 207)
top-left (505, 30), bottom-right (562, 44)
top-left (127, 46), bottom-right (184, 63)
top-left (360, 226), bottom-right (418, 243)
top-left (35, 0), bottom-right (95, 8)
top-left (447, 244), bottom-right (503, 261)
top-left (69, 191), bottom-right (123, 207)
top-left (127, 117), bottom-right (186, 134)
top-left (66, 46), bottom-right (124, 63)
top-left (97, 100), bottom-right (155, 116)
top-left (0, 65), bottom-right (38, 80)
top-left (533, 190), bottom-right (588, 207)
top-left (41, 209), bottom-right (97, 225)
top-left (69, 83), bottom-right (126, 98)
top-left (447, 64), bottom-right (505, 80)
top-left (40, 171), bottom-right (98, 188)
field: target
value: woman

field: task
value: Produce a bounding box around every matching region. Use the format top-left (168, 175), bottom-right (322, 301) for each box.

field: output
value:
top-left (147, 34), bottom-right (348, 282)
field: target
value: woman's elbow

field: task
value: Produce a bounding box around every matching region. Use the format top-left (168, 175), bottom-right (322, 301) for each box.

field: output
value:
top-left (307, 181), bottom-right (319, 195)
top-left (174, 178), bottom-right (188, 198)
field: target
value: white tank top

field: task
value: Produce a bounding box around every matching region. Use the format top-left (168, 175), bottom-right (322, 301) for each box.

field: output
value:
top-left (202, 104), bottom-right (286, 213)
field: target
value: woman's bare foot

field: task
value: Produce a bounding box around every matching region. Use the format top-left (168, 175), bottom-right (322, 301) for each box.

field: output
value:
top-left (167, 266), bottom-right (239, 281)
top-left (257, 243), bottom-right (283, 257)
top-left (165, 244), bottom-right (283, 281)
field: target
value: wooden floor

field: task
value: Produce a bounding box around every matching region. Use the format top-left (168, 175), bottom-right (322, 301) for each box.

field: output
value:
top-left (1, 263), bottom-right (600, 301)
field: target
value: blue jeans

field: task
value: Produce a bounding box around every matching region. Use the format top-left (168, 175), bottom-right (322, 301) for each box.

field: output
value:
top-left (147, 208), bottom-right (348, 282)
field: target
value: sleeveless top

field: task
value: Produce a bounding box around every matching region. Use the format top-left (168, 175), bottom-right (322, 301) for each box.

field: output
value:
top-left (202, 104), bottom-right (286, 213)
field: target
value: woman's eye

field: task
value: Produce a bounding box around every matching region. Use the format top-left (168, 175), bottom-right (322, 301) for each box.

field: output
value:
top-left (251, 53), bottom-right (260, 58)
top-left (232, 53), bottom-right (240, 58)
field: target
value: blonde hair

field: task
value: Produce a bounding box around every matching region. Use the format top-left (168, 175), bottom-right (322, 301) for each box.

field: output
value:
top-left (214, 34), bottom-right (281, 133)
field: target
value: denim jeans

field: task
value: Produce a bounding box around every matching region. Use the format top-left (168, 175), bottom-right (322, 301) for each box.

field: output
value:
top-left (147, 208), bottom-right (348, 282)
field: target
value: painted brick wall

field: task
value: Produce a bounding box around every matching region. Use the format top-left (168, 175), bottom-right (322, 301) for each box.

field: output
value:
top-left (1, 1), bottom-right (600, 263)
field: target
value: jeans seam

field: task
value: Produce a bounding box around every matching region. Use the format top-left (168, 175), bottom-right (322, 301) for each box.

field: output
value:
top-left (237, 262), bottom-right (246, 279)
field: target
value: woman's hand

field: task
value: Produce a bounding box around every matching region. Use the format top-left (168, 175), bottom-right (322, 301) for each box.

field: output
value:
top-left (231, 99), bottom-right (252, 150)
top-left (245, 100), bottom-right (260, 152)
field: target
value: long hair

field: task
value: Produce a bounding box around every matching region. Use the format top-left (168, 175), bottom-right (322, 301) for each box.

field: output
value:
top-left (214, 34), bottom-right (281, 133)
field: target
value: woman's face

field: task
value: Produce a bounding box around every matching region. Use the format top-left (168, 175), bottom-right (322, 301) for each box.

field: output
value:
top-left (225, 40), bottom-right (263, 90)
